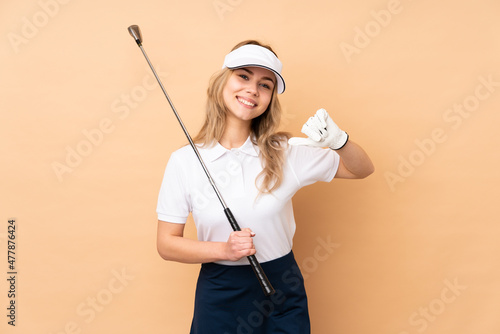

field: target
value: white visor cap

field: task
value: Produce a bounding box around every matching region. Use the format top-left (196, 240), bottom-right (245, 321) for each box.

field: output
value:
top-left (222, 44), bottom-right (285, 94)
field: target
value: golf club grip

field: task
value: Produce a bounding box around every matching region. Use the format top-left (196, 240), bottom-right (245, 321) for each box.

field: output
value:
top-left (247, 254), bottom-right (275, 296)
top-left (224, 208), bottom-right (275, 296)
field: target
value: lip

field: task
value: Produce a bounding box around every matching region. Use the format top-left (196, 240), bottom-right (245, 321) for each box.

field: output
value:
top-left (236, 96), bottom-right (257, 108)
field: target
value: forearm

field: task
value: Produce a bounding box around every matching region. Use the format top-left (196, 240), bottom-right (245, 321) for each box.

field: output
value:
top-left (335, 140), bottom-right (374, 179)
top-left (288, 109), bottom-right (374, 179)
top-left (157, 234), bottom-right (227, 264)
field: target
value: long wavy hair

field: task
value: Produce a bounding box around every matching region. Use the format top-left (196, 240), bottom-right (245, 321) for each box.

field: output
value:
top-left (192, 40), bottom-right (289, 194)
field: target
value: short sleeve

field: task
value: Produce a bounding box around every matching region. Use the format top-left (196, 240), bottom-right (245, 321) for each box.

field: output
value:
top-left (156, 150), bottom-right (191, 223)
top-left (287, 145), bottom-right (340, 187)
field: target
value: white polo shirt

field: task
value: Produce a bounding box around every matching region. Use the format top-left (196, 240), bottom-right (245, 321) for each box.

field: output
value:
top-left (157, 136), bottom-right (339, 265)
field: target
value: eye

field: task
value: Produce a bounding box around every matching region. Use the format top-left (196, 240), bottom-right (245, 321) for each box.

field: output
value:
top-left (238, 74), bottom-right (249, 80)
top-left (260, 83), bottom-right (272, 90)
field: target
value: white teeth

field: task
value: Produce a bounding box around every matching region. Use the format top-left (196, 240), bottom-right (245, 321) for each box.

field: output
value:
top-left (237, 97), bottom-right (255, 106)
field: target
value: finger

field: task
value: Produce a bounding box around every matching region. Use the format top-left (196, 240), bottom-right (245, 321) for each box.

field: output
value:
top-left (237, 236), bottom-right (254, 245)
top-left (316, 108), bottom-right (328, 122)
top-left (233, 238), bottom-right (255, 254)
top-left (288, 137), bottom-right (320, 147)
top-left (314, 110), bottom-right (328, 129)
top-left (227, 246), bottom-right (256, 261)
top-left (241, 228), bottom-right (255, 237)
top-left (239, 241), bottom-right (256, 250)
top-left (301, 122), bottom-right (323, 142)
top-left (239, 248), bottom-right (257, 257)
top-left (309, 115), bottom-right (328, 139)
top-left (239, 241), bottom-right (255, 250)
top-left (228, 236), bottom-right (253, 248)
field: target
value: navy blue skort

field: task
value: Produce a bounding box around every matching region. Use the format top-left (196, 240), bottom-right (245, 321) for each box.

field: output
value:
top-left (190, 251), bottom-right (310, 334)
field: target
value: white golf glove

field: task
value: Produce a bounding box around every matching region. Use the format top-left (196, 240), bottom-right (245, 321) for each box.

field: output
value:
top-left (288, 108), bottom-right (348, 150)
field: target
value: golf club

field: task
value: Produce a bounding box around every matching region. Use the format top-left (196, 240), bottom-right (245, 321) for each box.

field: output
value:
top-left (127, 25), bottom-right (275, 296)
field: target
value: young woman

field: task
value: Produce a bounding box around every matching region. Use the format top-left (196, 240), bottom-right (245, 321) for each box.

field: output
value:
top-left (156, 40), bottom-right (374, 333)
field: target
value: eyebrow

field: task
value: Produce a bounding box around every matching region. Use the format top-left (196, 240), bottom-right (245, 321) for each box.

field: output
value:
top-left (239, 68), bottom-right (275, 84)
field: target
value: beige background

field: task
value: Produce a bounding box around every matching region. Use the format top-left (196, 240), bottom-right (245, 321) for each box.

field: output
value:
top-left (1, 0), bottom-right (499, 333)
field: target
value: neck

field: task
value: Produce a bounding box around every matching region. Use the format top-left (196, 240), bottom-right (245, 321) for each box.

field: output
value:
top-left (219, 118), bottom-right (251, 149)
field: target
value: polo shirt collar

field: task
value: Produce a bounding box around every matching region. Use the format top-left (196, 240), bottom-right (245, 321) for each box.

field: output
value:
top-left (203, 136), bottom-right (260, 162)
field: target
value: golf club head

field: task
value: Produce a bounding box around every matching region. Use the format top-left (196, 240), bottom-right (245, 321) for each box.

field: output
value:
top-left (128, 25), bottom-right (142, 45)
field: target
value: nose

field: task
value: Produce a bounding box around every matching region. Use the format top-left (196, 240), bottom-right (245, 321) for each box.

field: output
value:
top-left (245, 80), bottom-right (259, 96)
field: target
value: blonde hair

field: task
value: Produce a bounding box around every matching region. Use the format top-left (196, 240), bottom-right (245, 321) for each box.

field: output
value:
top-left (193, 40), bottom-right (289, 194)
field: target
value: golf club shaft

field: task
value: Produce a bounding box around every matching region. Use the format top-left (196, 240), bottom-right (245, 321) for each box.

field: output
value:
top-left (138, 45), bottom-right (227, 209)
top-left (129, 26), bottom-right (275, 296)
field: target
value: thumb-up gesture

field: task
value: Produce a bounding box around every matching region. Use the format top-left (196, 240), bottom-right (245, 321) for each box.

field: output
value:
top-left (288, 108), bottom-right (348, 150)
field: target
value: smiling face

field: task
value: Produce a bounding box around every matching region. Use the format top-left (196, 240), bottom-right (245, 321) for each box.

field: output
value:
top-left (222, 67), bottom-right (276, 126)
